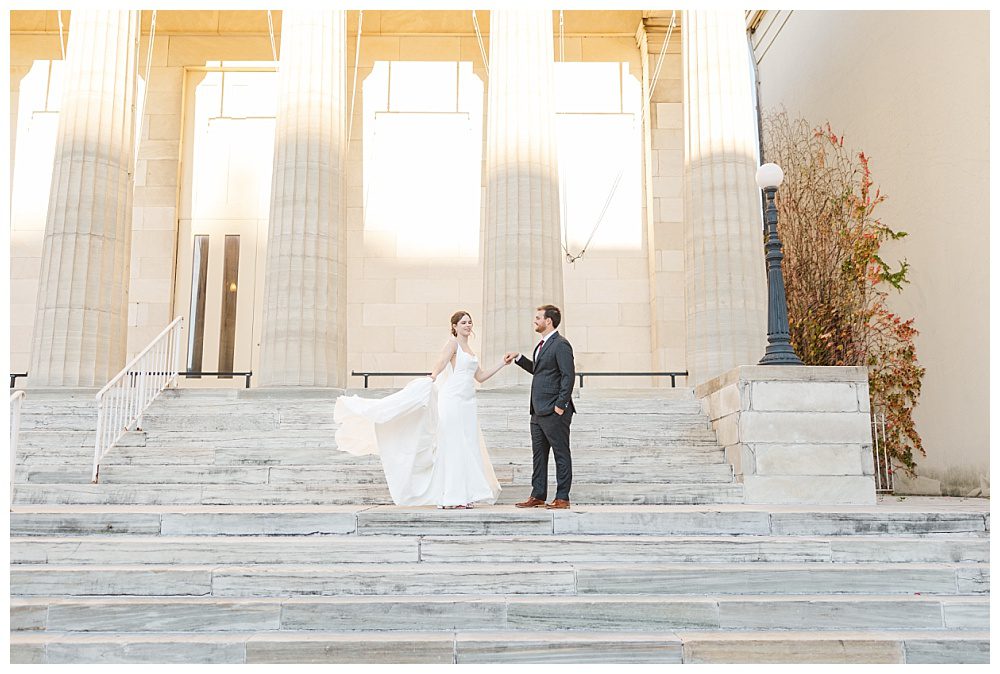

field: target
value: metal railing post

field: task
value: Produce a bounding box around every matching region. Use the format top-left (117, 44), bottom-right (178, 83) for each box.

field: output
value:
top-left (870, 408), bottom-right (893, 494)
top-left (172, 326), bottom-right (181, 387)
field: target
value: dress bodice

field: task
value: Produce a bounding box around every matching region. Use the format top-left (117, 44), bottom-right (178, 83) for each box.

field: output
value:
top-left (453, 347), bottom-right (478, 374)
top-left (443, 346), bottom-right (477, 398)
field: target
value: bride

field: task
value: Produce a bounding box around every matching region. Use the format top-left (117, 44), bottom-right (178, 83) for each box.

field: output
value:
top-left (334, 311), bottom-right (508, 508)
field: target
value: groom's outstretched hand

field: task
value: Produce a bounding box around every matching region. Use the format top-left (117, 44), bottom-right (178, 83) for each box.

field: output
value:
top-left (503, 351), bottom-right (518, 365)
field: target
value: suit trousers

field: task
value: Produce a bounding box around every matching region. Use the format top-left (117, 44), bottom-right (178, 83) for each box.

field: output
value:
top-left (529, 410), bottom-right (573, 501)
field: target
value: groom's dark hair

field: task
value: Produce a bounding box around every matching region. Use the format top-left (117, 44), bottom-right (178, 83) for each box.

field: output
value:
top-left (536, 304), bottom-right (561, 329)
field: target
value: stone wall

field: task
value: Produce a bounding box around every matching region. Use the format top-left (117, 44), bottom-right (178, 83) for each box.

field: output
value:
top-left (643, 29), bottom-right (687, 384)
top-left (697, 365), bottom-right (876, 505)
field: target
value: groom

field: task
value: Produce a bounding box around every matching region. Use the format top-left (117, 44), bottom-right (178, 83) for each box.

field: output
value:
top-left (505, 304), bottom-right (575, 510)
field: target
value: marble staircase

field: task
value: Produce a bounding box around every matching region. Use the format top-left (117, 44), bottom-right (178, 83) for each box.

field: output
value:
top-left (12, 387), bottom-right (742, 506)
top-left (9, 388), bottom-right (990, 663)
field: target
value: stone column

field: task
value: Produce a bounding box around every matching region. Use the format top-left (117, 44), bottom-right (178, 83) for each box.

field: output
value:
top-left (29, 10), bottom-right (140, 386)
top-left (682, 10), bottom-right (768, 386)
top-left (482, 9), bottom-right (564, 386)
top-left (258, 10), bottom-right (348, 387)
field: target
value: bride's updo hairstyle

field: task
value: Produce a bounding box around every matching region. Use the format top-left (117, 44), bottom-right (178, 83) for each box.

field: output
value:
top-left (450, 311), bottom-right (472, 337)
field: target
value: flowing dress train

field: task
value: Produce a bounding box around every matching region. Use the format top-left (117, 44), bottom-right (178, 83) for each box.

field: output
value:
top-left (333, 348), bottom-right (501, 506)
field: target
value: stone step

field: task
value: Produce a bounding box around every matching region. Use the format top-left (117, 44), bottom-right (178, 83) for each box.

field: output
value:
top-left (12, 483), bottom-right (747, 506)
top-left (10, 535), bottom-right (988, 565)
top-left (16, 462), bottom-right (735, 485)
top-left (10, 563), bottom-right (580, 597)
top-left (17, 395), bottom-right (708, 412)
top-left (16, 444), bottom-right (727, 466)
top-left (16, 431), bottom-right (103, 448)
top-left (14, 429), bottom-right (720, 451)
top-left (11, 594), bottom-right (989, 633)
top-left (10, 562), bottom-right (988, 597)
top-left (20, 402), bottom-right (722, 417)
top-left (139, 430), bottom-right (723, 448)
top-left (10, 503), bottom-right (989, 537)
top-left (141, 400), bottom-right (708, 412)
top-left (9, 629), bottom-right (990, 664)
top-left (135, 411), bottom-right (714, 430)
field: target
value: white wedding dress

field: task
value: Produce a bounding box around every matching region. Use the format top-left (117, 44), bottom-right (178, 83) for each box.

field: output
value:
top-left (333, 347), bottom-right (501, 506)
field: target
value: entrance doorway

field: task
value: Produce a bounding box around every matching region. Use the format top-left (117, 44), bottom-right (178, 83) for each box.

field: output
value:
top-left (174, 69), bottom-right (276, 387)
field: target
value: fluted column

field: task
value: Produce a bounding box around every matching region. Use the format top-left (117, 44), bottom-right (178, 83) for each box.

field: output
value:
top-left (482, 9), bottom-right (564, 386)
top-left (29, 10), bottom-right (139, 386)
top-left (682, 10), bottom-right (767, 385)
top-left (258, 10), bottom-right (347, 387)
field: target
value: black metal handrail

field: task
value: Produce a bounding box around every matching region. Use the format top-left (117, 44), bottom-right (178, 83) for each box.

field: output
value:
top-left (352, 371), bottom-right (429, 388)
top-left (577, 371), bottom-right (688, 388)
top-left (183, 371), bottom-right (253, 388)
top-left (351, 370), bottom-right (688, 389)
top-left (11, 370), bottom-right (255, 389)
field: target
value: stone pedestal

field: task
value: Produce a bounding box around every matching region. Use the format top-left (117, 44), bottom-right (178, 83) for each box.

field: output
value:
top-left (697, 366), bottom-right (877, 505)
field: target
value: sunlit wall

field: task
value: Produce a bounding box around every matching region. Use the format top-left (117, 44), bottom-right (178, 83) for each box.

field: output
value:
top-left (10, 14), bottom-right (675, 390)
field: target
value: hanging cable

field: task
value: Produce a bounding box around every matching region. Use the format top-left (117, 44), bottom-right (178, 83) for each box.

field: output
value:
top-left (558, 10), bottom-right (572, 259)
top-left (267, 10), bottom-right (278, 66)
top-left (559, 10), bottom-right (565, 63)
top-left (562, 11), bottom-right (671, 264)
top-left (348, 10), bottom-right (364, 144)
top-left (132, 10), bottom-right (157, 177)
top-left (564, 167), bottom-right (625, 263)
top-left (130, 9), bottom-right (141, 179)
top-left (555, 7), bottom-right (626, 263)
top-left (57, 10), bottom-right (66, 60)
top-left (644, 11), bottom-right (676, 114)
top-left (472, 10), bottom-right (489, 78)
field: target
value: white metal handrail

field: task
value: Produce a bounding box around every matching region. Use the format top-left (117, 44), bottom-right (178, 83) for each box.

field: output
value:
top-left (871, 408), bottom-right (893, 493)
top-left (92, 316), bottom-right (183, 483)
top-left (10, 390), bottom-right (26, 502)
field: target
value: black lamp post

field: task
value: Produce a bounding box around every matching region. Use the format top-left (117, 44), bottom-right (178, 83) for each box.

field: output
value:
top-left (756, 162), bottom-right (803, 366)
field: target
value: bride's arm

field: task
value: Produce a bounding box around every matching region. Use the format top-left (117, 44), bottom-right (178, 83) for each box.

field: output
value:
top-left (474, 358), bottom-right (509, 383)
top-left (428, 339), bottom-right (458, 381)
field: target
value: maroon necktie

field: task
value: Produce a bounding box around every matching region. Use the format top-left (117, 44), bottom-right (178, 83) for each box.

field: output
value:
top-left (534, 339), bottom-right (545, 359)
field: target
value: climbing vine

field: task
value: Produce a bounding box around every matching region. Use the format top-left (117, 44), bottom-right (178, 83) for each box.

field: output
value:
top-left (762, 111), bottom-right (925, 473)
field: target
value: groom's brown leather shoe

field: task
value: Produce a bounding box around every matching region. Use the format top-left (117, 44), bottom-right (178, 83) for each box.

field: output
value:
top-left (546, 499), bottom-right (571, 509)
top-left (515, 496), bottom-right (546, 508)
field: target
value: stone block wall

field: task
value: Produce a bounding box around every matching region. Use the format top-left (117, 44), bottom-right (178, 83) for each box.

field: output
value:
top-left (645, 34), bottom-right (686, 382)
top-left (697, 365), bottom-right (876, 505)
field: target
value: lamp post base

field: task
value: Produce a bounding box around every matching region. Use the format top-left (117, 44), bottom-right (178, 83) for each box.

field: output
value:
top-left (759, 342), bottom-right (804, 366)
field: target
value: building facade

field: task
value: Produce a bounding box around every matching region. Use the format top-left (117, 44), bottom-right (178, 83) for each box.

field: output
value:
top-left (7, 10), bottom-right (989, 493)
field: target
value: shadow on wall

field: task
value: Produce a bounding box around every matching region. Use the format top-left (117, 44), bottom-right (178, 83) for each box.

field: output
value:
top-left (893, 465), bottom-right (989, 498)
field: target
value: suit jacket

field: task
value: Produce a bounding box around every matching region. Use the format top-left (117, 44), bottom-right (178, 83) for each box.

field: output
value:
top-left (515, 331), bottom-right (576, 416)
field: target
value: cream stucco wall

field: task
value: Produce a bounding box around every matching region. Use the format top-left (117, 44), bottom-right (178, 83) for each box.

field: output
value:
top-left (751, 10), bottom-right (989, 494)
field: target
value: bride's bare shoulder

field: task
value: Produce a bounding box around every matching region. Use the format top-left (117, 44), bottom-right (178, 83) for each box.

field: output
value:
top-left (442, 338), bottom-right (459, 352)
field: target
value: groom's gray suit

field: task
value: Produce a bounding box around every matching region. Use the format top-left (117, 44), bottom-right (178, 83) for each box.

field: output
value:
top-left (515, 331), bottom-right (575, 502)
